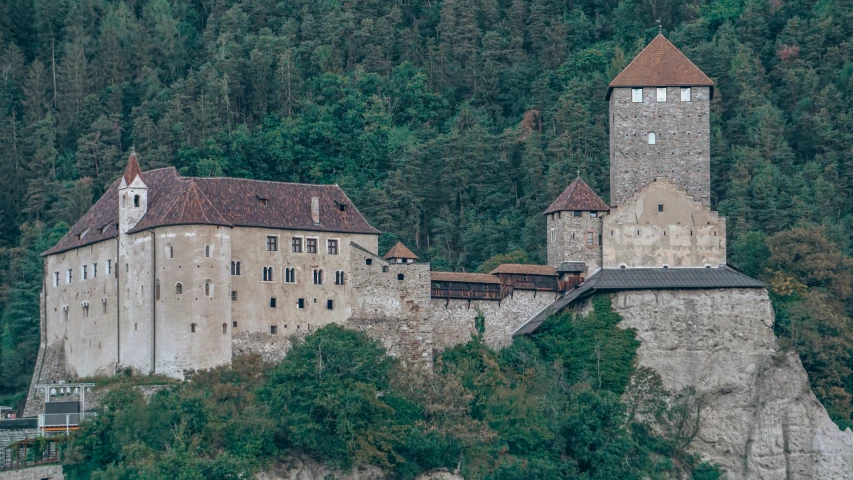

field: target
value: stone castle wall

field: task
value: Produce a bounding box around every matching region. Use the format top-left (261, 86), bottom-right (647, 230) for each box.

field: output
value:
top-left (609, 86), bottom-right (711, 207)
top-left (609, 289), bottom-right (853, 479)
top-left (546, 211), bottom-right (603, 270)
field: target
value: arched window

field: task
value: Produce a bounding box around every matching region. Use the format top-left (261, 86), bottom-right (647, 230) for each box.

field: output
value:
top-left (204, 282), bottom-right (212, 296)
top-left (648, 132), bottom-right (656, 145)
top-left (231, 261), bottom-right (241, 276)
top-left (262, 266), bottom-right (273, 282)
top-left (133, 195), bottom-right (140, 207)
top-left (176, 282), bottom-right (183, 294)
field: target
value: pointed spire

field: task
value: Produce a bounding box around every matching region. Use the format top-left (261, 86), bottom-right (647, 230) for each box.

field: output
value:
top-left (544, 177), bottom-right (610, 214)
top-left (383, 241), bottom-right (419, 261)
top-left (122, 151), bottom-right (143, 185)
top-left (607, 34), bottom-right (714, 99)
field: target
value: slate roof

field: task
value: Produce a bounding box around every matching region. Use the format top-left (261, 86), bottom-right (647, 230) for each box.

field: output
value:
top-left (512, 267), bottom-right (765, 335)
top-left (544, 177), bottom-right (610, 214)
top-left (383, 242), bottom-right (419, 260)
top-left (430, 272), bottom-right (502, 284)
top-left (490, 264), bottom-right (557, 276)
top-left (607, 34), bottom-right (714, 100)
top-left (557, 261), bottom-right (587, 273)
top-left (45, 156), bottom-right (380, 256)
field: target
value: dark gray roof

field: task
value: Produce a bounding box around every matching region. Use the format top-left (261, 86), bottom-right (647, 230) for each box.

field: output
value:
top-left (557, 261), bottom-right (586, 273)
top-left (513, 267), bottom-right (765, 336)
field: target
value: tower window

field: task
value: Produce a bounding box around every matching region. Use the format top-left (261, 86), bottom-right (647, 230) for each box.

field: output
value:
top-left (270, 297), bottom-right (277, 308)
top-left (297, 298), bottom-right (305, 309)
top-left (397, 274), bottom-right (405, 281)
top-left (82, 265), bottom-right (87, 280)
top-left (155, 280), bottom-right (160, 300)
top-left (54, 272), bottom-right (59, 287)
top-left (205, 245), bottom-right (211, 257)
top-left (573, 211), bottom-right (582, 217)
top-left (263, 266), bottom-right (274, 282)
top-left (191, 323), bottom-right (197, 333)
top-left (550, 228), bottom-right (556, 242)
top-left (631, 88), bottom-right (642, 102)
top-left (231, 261), bottom-right (241, 275)
top-left (133, 195), bottom-right (140, 207)
top-left (335, 270), bottom-right (345, 285)
top-left (204, 282), bottom-right (212, 296)
top-left (648, 132), bottom-right (656, 145)
top-left (222, 323), bottom-right (227, 334)
top-left (67, 269), bottom-right (72, 283)
top-left (365, 258), bottom-right (373, 265)
top-left (657, 88), bottom-right (666, 102)
top-left (270, 325), bottom-right (277, 334)
top-left (586, 232), bottom-right (595, 248)
top-left (658, 204), bottom-right (664, 212)
top-left (327, 299), bottom-right (334, 310)
top-left (176, 282), bottom-right (183, 294)
top-left (231, 291), bottom-right (238, 301)
top-left (681, 87), bottom-right (691, 102)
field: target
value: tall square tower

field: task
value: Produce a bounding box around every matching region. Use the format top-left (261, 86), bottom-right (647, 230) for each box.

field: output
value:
top-left (607, 35), bottom-right (714, 207)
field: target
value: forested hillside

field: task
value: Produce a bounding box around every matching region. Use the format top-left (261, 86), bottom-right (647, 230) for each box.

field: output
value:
top-left (1, 0), bottom-right (852, 430)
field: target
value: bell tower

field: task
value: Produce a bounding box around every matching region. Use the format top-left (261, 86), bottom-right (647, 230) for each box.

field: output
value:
top-left (118, 152), bottom-right (148, 234)
top-left (607, 34), bottom-right (714, 207)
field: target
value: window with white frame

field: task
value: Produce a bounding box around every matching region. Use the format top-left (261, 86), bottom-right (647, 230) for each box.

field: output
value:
top-left (681, 87), bottom-right (691, 101)
top-left (306, 238), bottom-right (318, 254)
top-left (632, 88), bottom-right (642, 102)
top-left (292, 237), bottom-right (302, 253)
top-left (266, 236), bottom-right (278, 251)
top-left (231, 261), bottom-right (241, 276)
top-left (313, 269), bottom-right (323, 285)
top-left (327, 239), bottom-right (339, 255)
top-left (657, 87), bottom-right (666, 102)
top-left (285, 267), bottom-right (296, 283)
top-left (335, 270), bottom-right (345, 285)
top-left (263, 266), bottom-right (274, 282)
top-left (176, 282), bottom-right (183, 294)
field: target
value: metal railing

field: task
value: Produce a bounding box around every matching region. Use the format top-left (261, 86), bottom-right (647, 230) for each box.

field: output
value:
top-left (38, 412), bottom-right (94, 435)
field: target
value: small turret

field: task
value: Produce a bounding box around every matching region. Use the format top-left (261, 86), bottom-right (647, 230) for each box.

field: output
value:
top-left (118, 152), bottom-right (148, 234)
top-left (383, 241), bottom-right (418, 264)
top-left (544, 177), bottom-right (609, 272)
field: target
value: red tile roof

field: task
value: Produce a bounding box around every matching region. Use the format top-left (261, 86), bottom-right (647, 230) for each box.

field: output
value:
top-left (490, 264), bottom-right (557, 276)
top-left (607, 35), bottom-right (714, 99)
top-left (45, 159), bottom-right (380, 256)
top-left (544, 177), bottom-right (609, 214)
top-left (122, 152), bottom-right (143, 184)
top-left (430, 272), bottom-right (501, 284)
top-left (383, 241), bottom-right (418, 260)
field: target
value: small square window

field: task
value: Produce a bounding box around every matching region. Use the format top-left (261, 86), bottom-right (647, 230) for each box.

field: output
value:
top-left (657, 87), bottom-right (666, 102)
top-left (270, 297), bottom-right (277, 308)
top-left (573, 211), bottom-right (582, 217)
top-left (397, 273), bottom-right (405, 281)
top-left (632, 88), bottom-right (642, 102)
top-left (266, 236), bottom-right (278, 251)
top-left (297, 298), bottom-right (305, 309)
top-left (232, 321), bottom-right (238, 328)
top-left (658, 204), bottom-right (664, 212)
top-left (589, 212), bottom-right (597, 218)
top-left (382, 266), bottom-right (389, 273)
top-left (259, 197), bottom-right (268, 206)
top-left (338, 204), bottom-right (347, 211)
top-left (366, 258), bottom-right (373, 265)
top-left (327, 299), bottom-right (334, 310)
top-left (270, 325), bottom-right (277, 334)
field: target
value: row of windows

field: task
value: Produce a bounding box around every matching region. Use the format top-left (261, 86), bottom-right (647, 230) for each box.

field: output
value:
top-left (265, 297), bottom-right (335, 311)
top-left (259, 267), bottom-right (345, 285)
top-left (548, 229), bottom-right (600, 247)
top-left (548, 211), bottom-right (599, 221)
top-left (61, 299), bottom-right (108, 321)
top-left (54, 261), bottom-right (113, 286)
top-left (266, 236), bottom-right (338, 254)
top-left (631, 87), bottom-right (692, 103)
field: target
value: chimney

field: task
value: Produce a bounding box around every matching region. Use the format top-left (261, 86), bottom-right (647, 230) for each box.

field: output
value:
top-left (311, 197), bottom-right (320, 224)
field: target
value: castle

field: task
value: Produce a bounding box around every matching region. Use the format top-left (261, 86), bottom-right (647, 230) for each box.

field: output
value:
top-left (27, 34), bottom-right (751, 385)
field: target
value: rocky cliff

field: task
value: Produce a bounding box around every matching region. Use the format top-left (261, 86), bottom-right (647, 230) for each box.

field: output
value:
top-left (611, 289), bottom-right (853, 479)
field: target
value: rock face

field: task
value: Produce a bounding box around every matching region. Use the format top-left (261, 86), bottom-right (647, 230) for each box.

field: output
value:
top-left (611, 288), bottom-right (853, 479)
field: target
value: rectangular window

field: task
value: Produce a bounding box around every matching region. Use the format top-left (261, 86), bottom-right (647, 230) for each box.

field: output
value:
top-left (270, 298), bottom-right (277, 308)
top-left (82, 303), bottom-right (89, 318)
top-left (102, 299), bottom-right (107, 314)
top-left (291, 237), bottom-right (302, 253)
top-left (266, 236), bottom-right (278, 251)
top-left (67, 269), bottom-right (72, 284)
top-left (270, 325), bottom-right (277, 334)
top-left (573, 211), bottom-right (582, 217)
top-left (205, 245), bottom-right (210, 257)
top-left (397, 273), bottom-right (405, 281)
top-left (297, 298), bottom-right (305, 309)
top-left (658, 204), bottom-right (664, 212)
top-left (233, 321), bottom-right (237, 328)
top-left (306, 238), bottom-right (318, 254)
top-left (681, 87), bottom-right (691, 102)
top-left (327, 299), bottom-right (334, 310)
top-left (54, 272), bottom-right (59, 287)
top-left (632, 88), bottom-right (642, 102)
top-left (590, 212), bottom-right (597, 218)
top-left (586, 232), bottom-right (595, 248)
top-left (92, 263), bottom-right (97, 278)
top-left (82, 265), bottom-right (88, 280)
top-left (106, 260), bottom-right (111, 276)
top-left (657, 87), bottom-right (666, 102)
top-left (550, 228), bottom-right (555, 242)
top-left (231, 291), bottom-right (238, 301)
top-left (327, 239), bottom-right (338, 255)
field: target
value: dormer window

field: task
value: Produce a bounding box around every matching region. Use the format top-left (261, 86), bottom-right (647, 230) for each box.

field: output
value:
top-left (258, 196), bottom-right (268, 206)
top-left (338, 204), bottom-right (347, 212)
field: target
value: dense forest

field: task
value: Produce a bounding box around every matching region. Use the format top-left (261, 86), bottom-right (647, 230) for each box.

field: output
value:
top-left (0, 0), bottom-right (852, 461)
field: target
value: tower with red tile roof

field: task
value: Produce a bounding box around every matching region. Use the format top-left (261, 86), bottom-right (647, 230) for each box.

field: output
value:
top-left (118, 152), bottom-right (148, 234)
top-left (608, 34), bottom-right (713, 207)
top-left (544, 177), bottom-right (610, 271)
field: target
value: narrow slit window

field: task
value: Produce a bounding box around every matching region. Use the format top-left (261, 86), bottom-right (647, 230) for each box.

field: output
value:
top-left (205, 245), bottom-right (210, 257)
top-left (191, 323), bottom-right (197, 333)
top-left (176, 282), bottom-right (183, 294)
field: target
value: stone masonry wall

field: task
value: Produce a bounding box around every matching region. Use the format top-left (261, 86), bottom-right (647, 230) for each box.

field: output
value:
top-left (609, 289), bottom-right (853, 479)
top-left (546, 211), bottom-right (603, 271)
top-left (609, 86), bottom-right (711, 207)
top-left (0, 465), bottom-right (65, 479)
top-left (430, 289), bottom-right (556, 351)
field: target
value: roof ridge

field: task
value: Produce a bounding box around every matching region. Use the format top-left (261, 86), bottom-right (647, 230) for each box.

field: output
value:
top-left (192, 176), bottom-right (346, 188)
